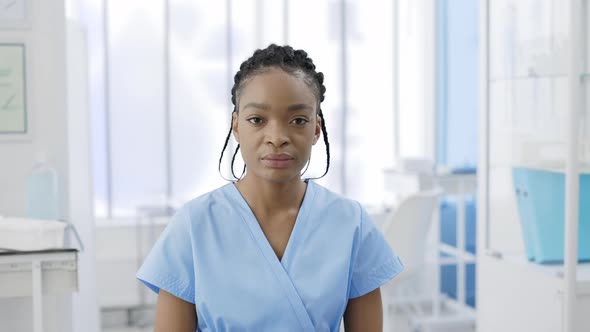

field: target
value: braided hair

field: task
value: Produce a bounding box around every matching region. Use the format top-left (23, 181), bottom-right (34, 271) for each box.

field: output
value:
top-left (218, 44), bottom-right (331, 180)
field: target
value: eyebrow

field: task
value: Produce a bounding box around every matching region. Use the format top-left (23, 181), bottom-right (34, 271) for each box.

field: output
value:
top-left (242, 102), bottom-right (270, 111)
top-left (287, 104), bottom-right (314, 112)
top-left (242, 102), bottom-right (314, 112)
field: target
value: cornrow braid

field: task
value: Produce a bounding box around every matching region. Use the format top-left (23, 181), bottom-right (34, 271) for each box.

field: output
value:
top-left (219, 44), bottom-right (330, 180)
top-left (217, 113), bottom-right (235, 181)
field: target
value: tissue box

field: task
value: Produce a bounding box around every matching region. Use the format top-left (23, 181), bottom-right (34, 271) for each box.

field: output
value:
top-left (0, 217), bottom-right (66, 251)
top-left (512, 167), bottom-right (590, 264)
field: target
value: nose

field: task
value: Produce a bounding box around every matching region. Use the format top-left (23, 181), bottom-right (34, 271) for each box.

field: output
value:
top-left (265, 120), bottom-right (290, 147)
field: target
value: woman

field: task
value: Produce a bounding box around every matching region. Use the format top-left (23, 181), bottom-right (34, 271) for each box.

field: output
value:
top-left (137, 44), bottom-right (403, 332)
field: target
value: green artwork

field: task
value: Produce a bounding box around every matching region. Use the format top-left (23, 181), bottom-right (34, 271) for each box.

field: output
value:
top-left (0, 43), bottom-right (26, 133)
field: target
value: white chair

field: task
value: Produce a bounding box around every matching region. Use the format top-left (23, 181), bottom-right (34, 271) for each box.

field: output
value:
top-left (382, 188), bottom-right (442, 276)
top-left (380, 188), bottom-right (443, 329)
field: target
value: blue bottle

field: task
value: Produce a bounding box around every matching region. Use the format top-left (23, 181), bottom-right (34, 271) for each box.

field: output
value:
top-left (25, 154), bottom-right (61, 220)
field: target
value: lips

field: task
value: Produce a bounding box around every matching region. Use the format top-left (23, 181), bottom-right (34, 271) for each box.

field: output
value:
top-left (261, 153), bottom-right (295, 169)
top-left (262, 153), bottom-right (294, 161)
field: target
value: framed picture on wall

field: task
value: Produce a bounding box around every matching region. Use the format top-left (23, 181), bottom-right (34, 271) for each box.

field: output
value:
top-left (0, 0), bottom-right (31, 29)
top-left (0, 42), bottom-right (30, 140)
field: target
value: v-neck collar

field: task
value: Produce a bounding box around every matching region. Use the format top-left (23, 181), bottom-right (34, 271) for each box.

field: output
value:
top-left (223, 179), bottom-right (316, 266)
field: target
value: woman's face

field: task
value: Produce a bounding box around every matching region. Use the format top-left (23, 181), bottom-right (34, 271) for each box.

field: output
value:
top-left (233, 68), bottom-right (321, 184)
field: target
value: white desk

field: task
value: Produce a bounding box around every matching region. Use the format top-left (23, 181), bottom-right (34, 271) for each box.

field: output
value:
top-left (0, 249), bottom-right (78, 332)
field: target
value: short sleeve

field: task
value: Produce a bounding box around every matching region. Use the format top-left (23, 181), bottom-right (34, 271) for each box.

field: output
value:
top-left (349, 204), bottom-right (404, 299)
top-left (136, 206), bottom-right (196, 303)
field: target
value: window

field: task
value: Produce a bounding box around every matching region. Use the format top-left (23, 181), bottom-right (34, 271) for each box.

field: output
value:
top-left (78, 0), bottom-right (432, 218)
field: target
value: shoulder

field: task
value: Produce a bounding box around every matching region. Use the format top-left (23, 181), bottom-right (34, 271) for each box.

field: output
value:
top-left (173, 183), bottom-right (236, 227)
top-left (309, 181), bottom-right (365, 224)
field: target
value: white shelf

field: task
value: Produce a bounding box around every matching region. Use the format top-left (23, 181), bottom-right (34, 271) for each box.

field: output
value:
top-left (488, 72), bottom-right (590, 82)
top-left (496, 252), bottom-right (590, 295)
top-left (489, 73), bottom-right (568, 82)
top-left (439, 244), bottom-right (477, 264)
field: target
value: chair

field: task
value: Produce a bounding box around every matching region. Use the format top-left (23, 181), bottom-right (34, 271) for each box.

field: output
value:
top-left (381, 188), bottom-right (443, 277)
top-left (380, 188), bottom-right (443, 329)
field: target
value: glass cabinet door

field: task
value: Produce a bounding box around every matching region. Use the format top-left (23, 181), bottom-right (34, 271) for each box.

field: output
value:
top-left (486, 0), bottom-right (589, 258)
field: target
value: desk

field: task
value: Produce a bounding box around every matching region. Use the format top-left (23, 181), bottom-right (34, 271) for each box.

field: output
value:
top-left (0, 249), bottom-right (78, 332)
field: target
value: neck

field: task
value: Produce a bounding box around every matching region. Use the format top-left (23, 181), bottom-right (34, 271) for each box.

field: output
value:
top-left (235, 174), bottom-right (307, 215)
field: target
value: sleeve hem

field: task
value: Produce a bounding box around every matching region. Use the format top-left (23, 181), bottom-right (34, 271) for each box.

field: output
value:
top-left (348, 255), bottom-right (404, 299)
top-left (136, 272), bottom-right (195, 304)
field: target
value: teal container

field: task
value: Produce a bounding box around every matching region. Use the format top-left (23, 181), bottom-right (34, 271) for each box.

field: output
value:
top-left (25, 161), bottom-right (61, 221)
top-left (512, 167), bottom-right (590, 264)
top-left (512, 168), bottom-right (537, 261)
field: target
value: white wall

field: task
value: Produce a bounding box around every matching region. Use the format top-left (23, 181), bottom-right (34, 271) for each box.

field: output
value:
top-left (67, 20), bottom-right (100, 332)
top-left (0, 2), bottom-right (69, 218)
top-left (0, 1), bottom-right (99, 331)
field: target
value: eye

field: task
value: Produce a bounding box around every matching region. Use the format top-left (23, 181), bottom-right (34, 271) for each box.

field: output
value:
top-left (291, 117), bottom-right (309, 126)
top-left (247, 117), bottom-right (263, 125)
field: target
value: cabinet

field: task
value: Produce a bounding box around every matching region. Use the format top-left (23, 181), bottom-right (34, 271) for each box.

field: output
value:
top-left (0, 249), bottom-right (78, 332)
top-left (479, 0), bottom-right (590, 331)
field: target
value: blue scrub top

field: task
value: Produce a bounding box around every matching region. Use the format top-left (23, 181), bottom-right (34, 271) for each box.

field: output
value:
top-left (137, 180), bottom-right (403, 332)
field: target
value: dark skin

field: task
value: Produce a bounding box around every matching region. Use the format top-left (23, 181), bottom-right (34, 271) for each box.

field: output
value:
top-left (153, 68), bottom-right (384, 332)
top-left (154, 290), bottom-right (196, 331)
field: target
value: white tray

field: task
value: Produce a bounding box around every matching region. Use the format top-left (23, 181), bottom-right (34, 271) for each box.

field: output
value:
top-left (0, 217), bottom-right (67, 251)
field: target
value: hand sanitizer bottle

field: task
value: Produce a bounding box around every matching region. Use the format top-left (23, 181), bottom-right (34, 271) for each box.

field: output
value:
top-left (25, 152), bottom-right (61, 220)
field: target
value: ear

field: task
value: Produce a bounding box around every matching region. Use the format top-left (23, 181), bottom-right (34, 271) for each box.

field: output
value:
top-left (312, 114), bottom-right (321, 145)
top-left (232, 111), bottom-right (239, 143)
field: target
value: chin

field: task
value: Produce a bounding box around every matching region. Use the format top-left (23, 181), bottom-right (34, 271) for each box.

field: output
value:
top-left (255, 168), bottom-right (304, 184)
